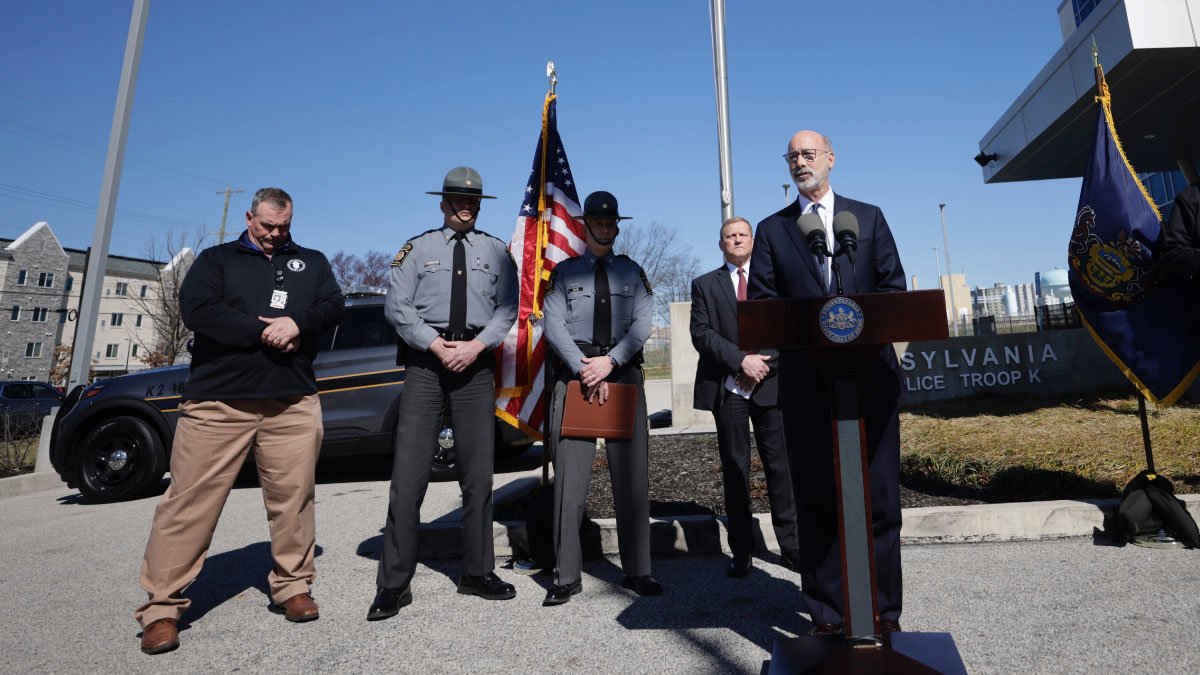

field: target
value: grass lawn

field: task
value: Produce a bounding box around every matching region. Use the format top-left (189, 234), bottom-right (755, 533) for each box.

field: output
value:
top-left (900, 393), bottom-right (1200, 499)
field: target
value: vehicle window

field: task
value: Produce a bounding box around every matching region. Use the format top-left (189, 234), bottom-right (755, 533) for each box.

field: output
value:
top-left (330, 306), bottom-right (395, 351)
top-left (2, 384), bottom-right (31, 399)
top-left (32, 385), bottom-right (60, 400)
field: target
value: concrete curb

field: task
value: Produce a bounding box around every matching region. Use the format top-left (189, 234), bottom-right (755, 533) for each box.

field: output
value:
top-left (413, 494), bottom-right (1200, 558)
top-left (0, 471), bottom-right (66, 500)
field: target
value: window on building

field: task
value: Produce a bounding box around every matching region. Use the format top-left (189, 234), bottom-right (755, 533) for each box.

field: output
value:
top-left (25, 342), bottom-right (42, 358)
top-left (111, 313), bottom-right (123, 327)
top-left (37, 272), bottom-right (54, 288)
top-left (131, 344), bottom-right (140, 357)
top-left (31, 307), bottom-right (48, 322)
top-left (140, 284), bottom-right (148, 298)
top-left (136, 314), bottom-right (143, 327)
top-left (115, 282), bottom-right (128, 296)
top-left (16, 270), bottom-right (27, 285)
top-left (1072, 0), bottom-right (1103, 26)
top-left (9, 305), bottom-right (19, 321)
top-left (64, 276), bottom-right (74, 292)
top-left (105, 344), bottom-right (119, 358)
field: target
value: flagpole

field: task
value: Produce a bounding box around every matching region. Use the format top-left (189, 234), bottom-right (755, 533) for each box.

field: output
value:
top-left (709, 0), bottom-right (734, 222)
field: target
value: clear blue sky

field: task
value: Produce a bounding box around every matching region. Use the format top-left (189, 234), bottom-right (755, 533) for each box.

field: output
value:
top-left (1, 0), bottom-right (1081, 291)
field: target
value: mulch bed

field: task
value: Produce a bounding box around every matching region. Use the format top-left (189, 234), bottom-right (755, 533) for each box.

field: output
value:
top-left (568, 434), bottom-right (991, 520)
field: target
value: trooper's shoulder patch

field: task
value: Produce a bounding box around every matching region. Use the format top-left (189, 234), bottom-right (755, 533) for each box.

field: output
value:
top-left (638, 267), bottom-right (654, 295)
top-left (391, 243), bottom-right (413, 268)
top-left (505, 248), bottom-right (517, 269)
top-left (544, 267), bottom-right (559, 295)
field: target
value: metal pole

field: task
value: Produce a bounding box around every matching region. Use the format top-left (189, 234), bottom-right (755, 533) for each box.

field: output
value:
top-left (709, 0), bottom-right (734, 222)
top-left (939, 203), bottom-right (959, 337)
top-left (69, 0), bottom-right (151, 391)
top-left (1137, 393), bottom-right (1156, 473)
top-left (782, 183), bottom-right (790, 206)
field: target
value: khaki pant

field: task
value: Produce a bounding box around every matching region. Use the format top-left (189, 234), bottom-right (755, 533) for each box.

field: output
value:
top-left (134, 394), bottom-right (322, 627)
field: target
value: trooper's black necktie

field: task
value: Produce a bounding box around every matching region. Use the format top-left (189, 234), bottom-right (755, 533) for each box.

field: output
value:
top-left (593, 257), bottom-right (612, 347)
top-left (449, 232), bottom-right (467, 336)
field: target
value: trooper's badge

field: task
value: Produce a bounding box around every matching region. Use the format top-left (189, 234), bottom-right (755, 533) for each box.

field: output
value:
top-left (286, 259), bottom-right (306, 272)
top-left (391, 243), bottom-right (413, 268)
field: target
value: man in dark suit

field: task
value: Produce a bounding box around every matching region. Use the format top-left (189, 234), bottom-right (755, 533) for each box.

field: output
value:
top-left (748, 130), bottom-right (906, 636)
top-left (690, 216), bottom-right (799, 578)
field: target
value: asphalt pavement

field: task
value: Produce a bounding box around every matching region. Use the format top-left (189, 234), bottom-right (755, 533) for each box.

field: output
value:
top-left (1, 380), bottom-right (1198, 673)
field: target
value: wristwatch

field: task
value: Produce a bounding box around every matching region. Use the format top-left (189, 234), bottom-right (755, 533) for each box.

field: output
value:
top-left (608, 355), bottom-right (619, 368)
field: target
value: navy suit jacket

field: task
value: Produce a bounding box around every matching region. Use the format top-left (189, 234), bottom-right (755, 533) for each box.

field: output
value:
top-left (690, 265), bottom-right (778, 412)
top-left (748, 194), bottom-right (907, 405)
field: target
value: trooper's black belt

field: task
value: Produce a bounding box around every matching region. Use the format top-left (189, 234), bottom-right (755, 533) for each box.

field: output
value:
top-left (439, 329), bottom-right (480, 341)
top-left (579, 345), bottom-right (612, 357)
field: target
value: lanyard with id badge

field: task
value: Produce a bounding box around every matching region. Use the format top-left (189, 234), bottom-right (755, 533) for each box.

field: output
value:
top-left (269, 263), bottom-right (288, 309)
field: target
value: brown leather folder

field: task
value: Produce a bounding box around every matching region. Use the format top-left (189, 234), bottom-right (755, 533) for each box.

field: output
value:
top-left (560, 380), bottom-right (638, 440)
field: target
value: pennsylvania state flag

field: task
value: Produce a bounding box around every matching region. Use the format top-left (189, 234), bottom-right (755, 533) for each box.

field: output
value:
top-left (1067, 61), bottom-right (1200, 405)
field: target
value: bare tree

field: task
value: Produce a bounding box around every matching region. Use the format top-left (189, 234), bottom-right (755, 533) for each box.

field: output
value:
top-left (614, 221), bottom-right (700, 324)
top-left (127, 228), bottom-right (205, 368)
top-left (49, 344), bottom-right (94, 388)
top-left (354, 251), bottom-right (390, 287)
top-left (330, 250), bottom-right (360, 290)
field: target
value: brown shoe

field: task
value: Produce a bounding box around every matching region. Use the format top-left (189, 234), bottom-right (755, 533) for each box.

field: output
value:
top-left (139, 618), bottom-right (179, 655)
top-left (277, 593), bottom-right (320, 622)
top-left (878, 618), bottom-right (902, 633)
top-left (807, 622), bottom-right (845, 637)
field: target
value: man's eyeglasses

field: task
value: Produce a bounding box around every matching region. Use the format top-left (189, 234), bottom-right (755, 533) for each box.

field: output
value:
top-left (783, 149), bottom-right (830, 164)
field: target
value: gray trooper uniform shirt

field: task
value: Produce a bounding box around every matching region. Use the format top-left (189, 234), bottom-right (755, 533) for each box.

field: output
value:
top-left (542, 250), bottom-right (653, 370)
top-left (386, 226), bottom-right (517, 349)
top-left (542, 249), bottom-right (654, 588)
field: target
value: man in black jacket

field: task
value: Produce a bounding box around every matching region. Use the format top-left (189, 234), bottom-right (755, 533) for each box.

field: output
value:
top-left (690, 216), bottom-right (798, 578)
top-left (135, 187), bottom-right (344, 655)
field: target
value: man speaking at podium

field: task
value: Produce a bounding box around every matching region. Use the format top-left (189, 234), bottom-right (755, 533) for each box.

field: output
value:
top-left (748, 130), bottom-right (906, 636)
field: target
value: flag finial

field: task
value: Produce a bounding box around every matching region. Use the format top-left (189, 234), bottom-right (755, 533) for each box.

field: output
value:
top-left (1091, 37), bottom-right (1099, 68)
top-left (546, 60), bottom-right (557, 95)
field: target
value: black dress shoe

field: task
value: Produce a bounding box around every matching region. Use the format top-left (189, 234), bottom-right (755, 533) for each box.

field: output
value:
top-left (807, 622), bottom-right (845, 637)
top-left (726, 554), bottom-right (752, 578)
top-left (457, 572), bottom-right (516, 600)
top-left (621, 575), bottom-right (663, 596)
top-left (542, 580), bottom-right (582, 606)
top-left (780, 549), bottom-right (802, 571)
top-left (367, 586), bottom-right (412, 621)
top-left (878, 618), bottom-right (902, 633)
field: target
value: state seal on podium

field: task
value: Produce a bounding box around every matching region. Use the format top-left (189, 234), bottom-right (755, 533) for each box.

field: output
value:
top-left (818, 296), bottom-right (864, 344)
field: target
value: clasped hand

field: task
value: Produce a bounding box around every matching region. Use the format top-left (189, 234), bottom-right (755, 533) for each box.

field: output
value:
top-left (259, 315), bottom-right (300, 353)
top-left (580, 355), bottom-right (614, 404)
top-left (737, 353), bottom-right (772, 391)
top-left (430, 337), bottom-right (486, 373)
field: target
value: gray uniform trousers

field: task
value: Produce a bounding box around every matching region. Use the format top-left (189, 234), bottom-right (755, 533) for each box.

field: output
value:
top-left (549, 364), bottom-right (651, 586)
top-left (376, 350), bottom-right (496, 589)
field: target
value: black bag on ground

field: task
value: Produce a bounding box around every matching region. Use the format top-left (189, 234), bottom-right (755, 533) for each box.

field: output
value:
top-left (1117, 470), bottom-right (1200, 548)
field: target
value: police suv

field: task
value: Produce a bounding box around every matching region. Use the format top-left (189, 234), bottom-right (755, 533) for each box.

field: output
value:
top-left (49, 292), bottom-right (534, 502)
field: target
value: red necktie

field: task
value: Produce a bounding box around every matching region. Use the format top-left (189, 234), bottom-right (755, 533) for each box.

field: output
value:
top-left (736, 267), bottom-right (747, 302)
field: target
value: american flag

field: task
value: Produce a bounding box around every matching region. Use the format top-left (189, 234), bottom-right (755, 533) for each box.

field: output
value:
top-left (494, 95), bottom-right (585, 438)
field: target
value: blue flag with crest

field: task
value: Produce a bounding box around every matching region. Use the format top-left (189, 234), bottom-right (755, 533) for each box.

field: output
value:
top-left (1067, 61), bottom-right (1200, 405)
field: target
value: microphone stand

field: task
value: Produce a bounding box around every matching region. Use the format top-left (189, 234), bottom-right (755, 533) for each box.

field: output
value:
top-left (830, 255), bottom-right (844, 296)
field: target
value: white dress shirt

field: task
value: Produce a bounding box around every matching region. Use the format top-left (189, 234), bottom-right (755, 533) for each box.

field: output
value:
top-left (798, 188), bottom-right (836, 288)
top-left (724, 259), bottom-right (753, 399)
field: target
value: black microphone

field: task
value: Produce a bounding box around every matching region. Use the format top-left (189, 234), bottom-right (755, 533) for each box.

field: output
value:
top-left (832, 211), bottom-right (859, 262)
top-left (796, 212), bottom-right (829, 257)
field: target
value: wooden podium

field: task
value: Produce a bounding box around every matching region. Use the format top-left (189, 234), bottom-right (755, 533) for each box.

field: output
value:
top-left (739, 289), bottom-right (967, 674)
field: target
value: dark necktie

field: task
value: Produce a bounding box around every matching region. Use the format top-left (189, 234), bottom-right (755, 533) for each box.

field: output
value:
top-left (593, 257), bottom-right (612, 347)
top-left (449, 232), bottom-right (467, 336)
top-left (812, 204), bottom-right (829, 292)
top-left (736, 267), bottom-right (747, 302)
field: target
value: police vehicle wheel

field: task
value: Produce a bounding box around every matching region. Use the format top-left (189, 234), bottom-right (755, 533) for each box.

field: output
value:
top-left (430, 443), bottom-right (456, 480)
top-left (76, 415), bottom-right (167, 503)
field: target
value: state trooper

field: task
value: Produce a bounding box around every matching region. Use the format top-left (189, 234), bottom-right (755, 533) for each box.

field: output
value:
top-left (541, 190), bottom-right (661, 606)
top-left (368, 167), bottom-right (518, 620)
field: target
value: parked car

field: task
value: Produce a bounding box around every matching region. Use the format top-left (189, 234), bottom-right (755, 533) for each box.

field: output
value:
top-left (49, 293), bottom-right (534, 502)
top-left (0, 381), bottom-right (63, 438)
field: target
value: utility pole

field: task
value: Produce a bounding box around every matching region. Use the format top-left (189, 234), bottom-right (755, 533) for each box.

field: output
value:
top-left (215, 186), bottom-right (245, 244)
top-left (709, 0), bottom-right (734, 223)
